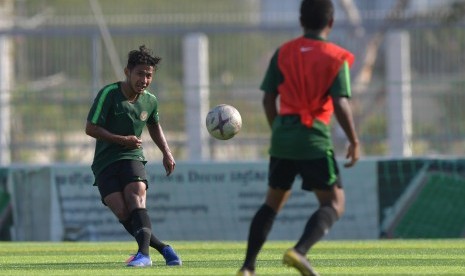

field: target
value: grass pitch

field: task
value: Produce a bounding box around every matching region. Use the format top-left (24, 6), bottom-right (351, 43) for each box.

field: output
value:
top-left (0, 239), bottom-right (464, 275)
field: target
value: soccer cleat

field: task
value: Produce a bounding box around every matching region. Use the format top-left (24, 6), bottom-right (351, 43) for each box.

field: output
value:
top-left (282, 248), bottom-right (319, 276)
top-left (236, 268), bottom-right (256, 276)
top-left (162, 245), bottom-right (182, 266)
top-left (125, 254), bottom-right (135, 264)
top-left (126, 252), bottom-right (152, 267)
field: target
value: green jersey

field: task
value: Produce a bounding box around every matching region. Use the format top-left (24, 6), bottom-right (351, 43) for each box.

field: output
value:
top-left (260, 34), bottom-right (352, 160)
top-left (87, 82), bottom-right (159, 178)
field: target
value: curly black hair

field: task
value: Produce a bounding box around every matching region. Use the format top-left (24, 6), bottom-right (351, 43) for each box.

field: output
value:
top-left (126, 45), bottom-right (161, 70)
top-left (300, 0), bottom-right (334, 31)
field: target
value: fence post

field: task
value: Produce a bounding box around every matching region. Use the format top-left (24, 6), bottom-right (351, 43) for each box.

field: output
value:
top-left (0, 0), bottom-right (13, 165)
top-left (91, 35), bottom-right (102, 98)
top-left (183, 33), bottom-right (210, 160)
top-left (386, 31), bottom-right (412, 157)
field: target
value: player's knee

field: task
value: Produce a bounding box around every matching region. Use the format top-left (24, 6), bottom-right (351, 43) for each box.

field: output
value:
top-left (320, 204), bottom-right (342, 223)
top-left (332, 188), bottom-right (345, 218)
top-left (335, 204), bottom-right (345, 218)
top-left (329, 200), bottom-right (345, 218)
top-left (323, 202), bottom-right (344, 219)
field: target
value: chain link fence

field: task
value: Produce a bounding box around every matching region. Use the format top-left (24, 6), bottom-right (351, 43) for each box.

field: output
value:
top-left (2, 0), bottom-right (465, 164)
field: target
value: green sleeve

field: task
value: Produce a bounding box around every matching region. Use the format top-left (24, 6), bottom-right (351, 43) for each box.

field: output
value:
top-left (329, 61), bottom-right (352, 98)
top-left (260, 49), bottom-right (282, 94)
top-left (87, 86), bottom-right (114, 125)
top-left (147, 106), bottom-right (159, 125)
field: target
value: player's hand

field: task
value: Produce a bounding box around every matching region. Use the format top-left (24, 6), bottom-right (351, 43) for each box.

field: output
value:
top-left (163, 151), bottom-right (176, 176)
top-left (122, 135), bottom-right (142, 149)
top-left (344, 141), bottom-right (360, 168)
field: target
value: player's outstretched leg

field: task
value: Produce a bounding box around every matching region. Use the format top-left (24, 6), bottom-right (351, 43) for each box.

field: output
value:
top-left (162, 245), bottom-right (182, 266)
top-left (283, 248), bottom-right (319, 276)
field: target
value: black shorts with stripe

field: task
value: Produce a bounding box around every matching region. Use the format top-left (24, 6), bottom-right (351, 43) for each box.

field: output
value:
top-left (95, 159), bottom-right (148, 203)
top-left (268, 151), bottom-right (342, 191)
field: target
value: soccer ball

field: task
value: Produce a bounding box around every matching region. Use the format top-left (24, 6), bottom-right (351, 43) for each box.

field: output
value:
top-left (206, 104), bottom-right (242, 140)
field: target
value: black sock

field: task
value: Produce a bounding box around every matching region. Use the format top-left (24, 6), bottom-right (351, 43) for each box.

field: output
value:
top-left (120, 218), bottom-right (133, 235)
top-left (242, 204), bottom-right (277, 271)
top-left (120, 218), bottom-right (167, 254)
top-left (294, 206), bottom-right (338, 255)
top-left (130, 208), bottom-right (152, 256)
top-left (149, 234), bottom-right (167, 254)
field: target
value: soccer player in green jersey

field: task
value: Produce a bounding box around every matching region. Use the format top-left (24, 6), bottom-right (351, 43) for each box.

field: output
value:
top-left (237, 0), bottom-right (359, 275)
top-left (86, 45), bottom-right (181, 267)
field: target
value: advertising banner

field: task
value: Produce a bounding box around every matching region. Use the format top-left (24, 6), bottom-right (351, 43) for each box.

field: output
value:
top-left (50, 160), bottom-right (378, 241)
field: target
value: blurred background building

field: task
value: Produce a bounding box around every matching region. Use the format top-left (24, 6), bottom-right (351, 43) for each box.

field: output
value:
top-left (0, 0), bottom-right (464, 165)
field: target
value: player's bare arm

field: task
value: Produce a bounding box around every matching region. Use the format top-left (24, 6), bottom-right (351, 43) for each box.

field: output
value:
top-left (85, 121), bottom-right (142, 149)
top-left (263, 92), bottom-right (278, 127)
top-left (147, 122), bottom-right (175, 176)
top-left (332, 96), bottom-right (360, 167)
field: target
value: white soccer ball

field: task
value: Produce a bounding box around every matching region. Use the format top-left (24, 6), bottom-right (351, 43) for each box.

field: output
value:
top-left (206, 104), bottom-right (242, 140)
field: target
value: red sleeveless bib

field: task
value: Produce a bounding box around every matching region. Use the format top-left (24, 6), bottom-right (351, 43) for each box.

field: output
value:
top-left (277, 37), bottom-right (354, 127)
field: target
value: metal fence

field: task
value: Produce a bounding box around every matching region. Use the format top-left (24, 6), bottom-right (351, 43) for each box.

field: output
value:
top-left (2, 0), bottom-right (465, 164)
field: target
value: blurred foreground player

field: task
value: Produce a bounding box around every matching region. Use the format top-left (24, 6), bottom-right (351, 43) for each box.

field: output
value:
top-left (237, 0), bottom-right (360, 275)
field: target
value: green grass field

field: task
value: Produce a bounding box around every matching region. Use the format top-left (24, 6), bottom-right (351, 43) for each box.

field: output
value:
top-left (0, 239), bottom-right (464, 275)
